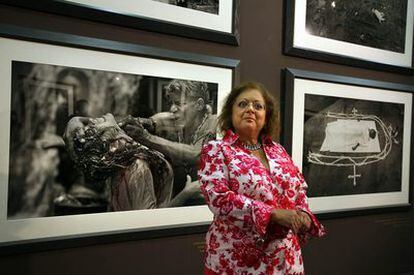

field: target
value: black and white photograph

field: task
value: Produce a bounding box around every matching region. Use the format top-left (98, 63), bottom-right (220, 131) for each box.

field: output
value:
top-left (284, 69), bottom-right (413, 215)
top-left (5, 0), bottom-right (237, 45)
top-left (306, 0), bottom-right (407, 53)
top-left (8, 61), bottom-right (219, 220)
top-left (0, 32), bottom-right (234, 246)
top-left (303, 94), bottom-right (404, 197)
top-left (152, 0), bottom-right (219, 14)
top-left (61, 0), bottom-right (231, 32)
top-left (284, 0), bottom-right (414, 71)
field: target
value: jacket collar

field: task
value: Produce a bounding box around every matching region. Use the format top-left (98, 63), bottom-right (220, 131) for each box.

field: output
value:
top-left (222, 129), bottom-right (239, 145)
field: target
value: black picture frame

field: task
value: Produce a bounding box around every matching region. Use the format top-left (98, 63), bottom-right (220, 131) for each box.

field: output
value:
top-left (0, 23), bottom-right (239, 254)
top-left (284, 0), bottom-right (414, 75)
top-left (0, 0), bottom-right (240, 45)
top-left (283, 68), bottom-right (413, 218)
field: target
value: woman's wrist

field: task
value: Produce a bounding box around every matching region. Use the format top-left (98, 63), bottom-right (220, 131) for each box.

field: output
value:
top-left (297, 210), bottom-right (312, 231)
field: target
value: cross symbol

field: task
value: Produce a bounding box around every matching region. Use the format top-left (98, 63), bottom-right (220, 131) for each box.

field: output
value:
top-left (351, 108), bottom-right (358, 115)
top-left (348, 165), bottom-right (361, 186)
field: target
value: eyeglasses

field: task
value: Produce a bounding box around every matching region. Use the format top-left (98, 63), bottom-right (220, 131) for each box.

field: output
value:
top-left (236, 100), bottom-right (266, 111)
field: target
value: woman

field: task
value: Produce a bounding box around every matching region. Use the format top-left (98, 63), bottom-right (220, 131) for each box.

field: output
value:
top-left (198, 82), bottom-right (325, 274)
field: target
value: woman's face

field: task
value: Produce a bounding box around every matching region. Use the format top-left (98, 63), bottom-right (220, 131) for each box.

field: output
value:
top-left (231, 88), bottom-right (266, 139)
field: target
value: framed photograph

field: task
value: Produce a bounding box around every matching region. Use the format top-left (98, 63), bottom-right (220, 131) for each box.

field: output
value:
top-left (0, 23), bottom-right (238, 251)
top-left (284, 0), bottom-right (414, 74)
top-left (283, 68), bottom-right (413, 216)
top-left (1, 0), bottom-right (240, 45)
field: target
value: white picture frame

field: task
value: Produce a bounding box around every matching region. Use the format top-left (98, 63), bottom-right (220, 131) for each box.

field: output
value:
top-left (284, 68), bottom-right (413, 215)
top-left (4, 0), bottom-right (240, 45)
top-left (0, 24), bottom-right (238, 248)
top-left (285, 0), bottom-right (414, 73)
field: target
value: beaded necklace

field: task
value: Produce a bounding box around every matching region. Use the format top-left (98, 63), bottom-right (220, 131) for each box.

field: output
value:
top-left (242, 142), bottom-right (262, 151)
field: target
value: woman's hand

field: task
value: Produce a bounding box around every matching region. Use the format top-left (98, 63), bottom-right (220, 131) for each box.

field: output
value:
top-left (270, 209), bottom-right (303, 234)
top-left (298, 211), bottom-right (312, 232)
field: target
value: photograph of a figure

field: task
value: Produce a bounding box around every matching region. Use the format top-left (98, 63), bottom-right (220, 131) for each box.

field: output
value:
top-left (152, 0), bottom-right (219, 14)
top-left (306, 0), bottom-right (408, 53)
top-left (8, 61), bottom-right (218, 219)
top-left (303, 94), bottom-right (404, 197)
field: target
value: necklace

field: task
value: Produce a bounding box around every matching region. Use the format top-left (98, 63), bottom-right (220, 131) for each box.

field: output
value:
top-left (243, 142), bottom-right (262, 151)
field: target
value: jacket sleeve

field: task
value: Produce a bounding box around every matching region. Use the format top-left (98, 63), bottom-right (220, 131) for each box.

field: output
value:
top-left (198, 140), bottom-right (273, 236)
top-left (295, 173), bottom-right (326, 244)
top-left (279, 146), bottom-right (326, 244)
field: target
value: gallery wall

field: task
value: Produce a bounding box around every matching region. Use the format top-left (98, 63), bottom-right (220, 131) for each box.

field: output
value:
top-left (0, 1), bottom-right (413, 274)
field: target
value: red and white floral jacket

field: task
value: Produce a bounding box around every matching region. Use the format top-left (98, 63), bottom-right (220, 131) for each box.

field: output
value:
top-left (198, 130), bottom-right (325, 275)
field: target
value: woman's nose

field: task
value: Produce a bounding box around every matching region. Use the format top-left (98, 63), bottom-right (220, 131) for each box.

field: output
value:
top-left (245, 103), bottom-right (255, 112)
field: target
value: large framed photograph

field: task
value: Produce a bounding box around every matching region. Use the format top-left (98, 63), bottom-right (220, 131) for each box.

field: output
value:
top-left (1, 0), bottom-right (239, 45)
top-left (0, 24), bottom-right (238, 251)
top-left (283, 68), bottom-right (413, 216)
top-left (284, 0), bottom-right (414, 74)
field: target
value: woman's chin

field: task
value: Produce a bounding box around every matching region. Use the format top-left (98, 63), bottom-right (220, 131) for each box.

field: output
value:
top-left (236, 124), bottom-right (259, 135)
top-left (242, 121), bottom-right (257, 128)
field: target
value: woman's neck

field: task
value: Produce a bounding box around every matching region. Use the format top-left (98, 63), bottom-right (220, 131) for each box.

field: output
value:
top-left (238, 131), bottom-right (260, 145)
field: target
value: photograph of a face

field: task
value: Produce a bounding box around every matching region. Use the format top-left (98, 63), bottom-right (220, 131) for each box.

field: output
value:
top-left (8, 61), bottom-right (218, 220)
top-left (152, 0), bottom-right (219, 14)
top-left (306, 0), bottom-right (408, 53)
top-left (303, 94), bottom-right (404, 198)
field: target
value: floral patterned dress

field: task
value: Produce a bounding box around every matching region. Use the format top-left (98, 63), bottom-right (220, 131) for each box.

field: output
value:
top-left (198, 130), bottom-right (325, 275)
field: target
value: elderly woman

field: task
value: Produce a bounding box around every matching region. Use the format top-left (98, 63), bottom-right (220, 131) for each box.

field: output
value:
top-left (198, 82), bottom-right (325, 274)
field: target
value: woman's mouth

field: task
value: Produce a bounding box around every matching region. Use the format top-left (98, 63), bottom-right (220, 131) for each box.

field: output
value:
top-left (243, 117), bottom-right (255, 121)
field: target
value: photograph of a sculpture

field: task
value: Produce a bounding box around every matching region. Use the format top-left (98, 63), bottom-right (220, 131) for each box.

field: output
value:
top-left (306, 0), bottom-right (408, 53)
top-left (302, 94), bottom-right (404, 197)
top-left (8, 61), bottom-right (218, 219)
top-left (152, 0), bottom-right (219, 14)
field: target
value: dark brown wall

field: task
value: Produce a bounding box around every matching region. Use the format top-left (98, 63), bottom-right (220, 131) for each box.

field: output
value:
top-left (1, 1), bottom-right (414, 275)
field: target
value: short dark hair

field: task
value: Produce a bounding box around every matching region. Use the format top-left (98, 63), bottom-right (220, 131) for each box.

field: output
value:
top-left (217, 82), bottom-right (279, 137)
